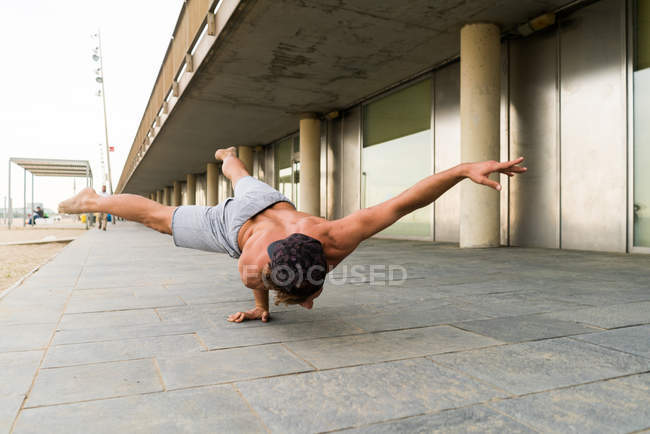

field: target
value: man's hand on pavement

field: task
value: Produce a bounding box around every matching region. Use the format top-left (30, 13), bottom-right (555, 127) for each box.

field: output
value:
top-left (227, 306), bottom-right (270, 323)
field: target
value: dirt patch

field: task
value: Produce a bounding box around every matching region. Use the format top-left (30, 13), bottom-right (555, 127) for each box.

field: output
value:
top-left (0, 243), bottom-right (71, 294)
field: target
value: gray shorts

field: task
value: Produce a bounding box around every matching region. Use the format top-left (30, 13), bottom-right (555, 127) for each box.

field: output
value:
top-left (171, 176), bottom-right (293, 258)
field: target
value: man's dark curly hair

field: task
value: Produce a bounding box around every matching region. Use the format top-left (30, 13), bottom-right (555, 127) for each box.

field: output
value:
top-left (264, 233), bottom-right (327, 305)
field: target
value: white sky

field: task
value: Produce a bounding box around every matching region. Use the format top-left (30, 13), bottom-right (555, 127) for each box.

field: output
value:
top-left (0, 0), bottom-right (182, 211)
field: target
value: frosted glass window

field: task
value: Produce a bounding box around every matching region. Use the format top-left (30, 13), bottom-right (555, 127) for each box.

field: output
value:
top-left (362, 79), bottom-right (433, 239)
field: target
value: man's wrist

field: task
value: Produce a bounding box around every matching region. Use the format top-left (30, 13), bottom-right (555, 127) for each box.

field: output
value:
top-left (455, 163), bottom-right (469, 179)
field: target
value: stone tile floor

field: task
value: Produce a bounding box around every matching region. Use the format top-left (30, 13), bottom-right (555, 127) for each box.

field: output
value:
top-left (1, 222), bottom-right (649, 433)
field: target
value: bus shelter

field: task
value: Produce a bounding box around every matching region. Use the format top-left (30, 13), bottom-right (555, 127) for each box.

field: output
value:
top-left (6, 158), bottom-right (93, 229)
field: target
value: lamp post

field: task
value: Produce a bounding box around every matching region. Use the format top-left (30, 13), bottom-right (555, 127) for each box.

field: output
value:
top-left (92, 30), bottom-right (113, 195)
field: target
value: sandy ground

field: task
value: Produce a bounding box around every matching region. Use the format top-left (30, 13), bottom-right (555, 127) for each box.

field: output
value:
top-left (0, 243), bottom-right (71, 294)
top-left (0, 220), bottom-right (88, 294)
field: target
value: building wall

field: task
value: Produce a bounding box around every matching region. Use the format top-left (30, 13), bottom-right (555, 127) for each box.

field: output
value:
top-left (320, 0), bottom-right (628, 252)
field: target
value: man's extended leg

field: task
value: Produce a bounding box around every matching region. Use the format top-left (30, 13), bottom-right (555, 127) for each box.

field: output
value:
top-left (215, 146), bottom-right (250, 187)
top-left (59, 189), bottom-right (174, 234)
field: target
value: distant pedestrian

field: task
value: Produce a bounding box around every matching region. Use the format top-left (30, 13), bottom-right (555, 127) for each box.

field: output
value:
top-left (97, 185), bottom-right (110, 231)
top-left (29, 206), bottom-right (45, 225)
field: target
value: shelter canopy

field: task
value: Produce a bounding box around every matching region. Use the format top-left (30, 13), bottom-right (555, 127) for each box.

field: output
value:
top-left (10, 158), bottom-right (93, 178)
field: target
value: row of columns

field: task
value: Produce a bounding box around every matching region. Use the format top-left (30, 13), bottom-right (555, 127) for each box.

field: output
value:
top-left (145, 22), bottom-right (499, 248)
top-left (147, 145), bottom-right (262, 207)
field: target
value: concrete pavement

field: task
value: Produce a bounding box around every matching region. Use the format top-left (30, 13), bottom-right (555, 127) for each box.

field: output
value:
top-left (1, 222), bottom-right (649, 433)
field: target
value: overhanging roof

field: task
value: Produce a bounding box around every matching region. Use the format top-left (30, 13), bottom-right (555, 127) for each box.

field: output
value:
top-left (121, 0), bottom-right (573, 195)
top-left (10, 158), bottom-right (93, 178)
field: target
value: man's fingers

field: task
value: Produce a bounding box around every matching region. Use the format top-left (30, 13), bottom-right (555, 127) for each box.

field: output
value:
top-left (499, 156), bottom-right (525, 169)
top-left (227, 312), bottom-right (245, 322)
top-left (480, 177), bottom-right (501, 191)
top-left (227, 310), bottom-right (270, 323)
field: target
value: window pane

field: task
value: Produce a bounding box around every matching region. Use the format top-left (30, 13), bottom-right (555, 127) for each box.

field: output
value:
top-left (274, 135), bottom-right (300, 207)
top-left (634, 1), bottom-right (650, 247)
top-left (362, 79), bottom-right (433, 238)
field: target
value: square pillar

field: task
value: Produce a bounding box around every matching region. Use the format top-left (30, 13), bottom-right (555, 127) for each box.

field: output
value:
top-left (299, 113), bottom-right (321, 216)
top-left (163, 187), bottom-right (172, 206)
top-left (172, 181), bottom-right (182, 206)
top-left (186, 174), bottom-right (196, 205)
top-left (206, 163), bottom-right (219, 206)
top-left (238, 146), bottom-right (254, 176)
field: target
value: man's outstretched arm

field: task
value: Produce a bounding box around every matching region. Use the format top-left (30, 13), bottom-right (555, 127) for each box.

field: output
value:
top-left (326, 158), bottom-right (527, 262)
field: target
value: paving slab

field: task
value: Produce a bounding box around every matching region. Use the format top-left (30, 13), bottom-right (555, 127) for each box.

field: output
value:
top-left (0, 394), bottom-right (24, 434)
top-left (26, 359), bottom-right (163, 408)
top-left (43, 334), bottom-right (204, 368)
top-left (285, 325), bottom-right (502, 369)
top-left (58, 308), bottom-right (161, 329)
top-left (453, 314), bottom-right (601, 343)
top-left (157, 344), bottom-right (313, 389)
top-left (450, 291), bottom-right (591, 318)
top-left (572, 324), bottom-right (650, 358)
top-left (431, 337), bottom-right (650, 395)
top-left (198, 319), bottom-right (365, 350)
top-left (237, 358), bottom-right (505, 433)
top-left (344, 299), bottom-right (494, 332)
top-left (14, 385), bottom-right (266, 434)
top-left (51, 321), bottom-right (210, 345)
top-left (491, 373), bottom-right (650, 433)
top-left (539, 301), bottom-right (650, 329)
top-left (540, 285), bottom-right (650, 306)
top-left (0, 350), bottom-right (43, 396)
top-left (343, 405), bottom-right (533, 433)
top-left (0, 323), bottom-right (55, 352)
top-left (65, 293), bottom-right (185, 314)
top-left (0, 293), bottom-right (67, 326)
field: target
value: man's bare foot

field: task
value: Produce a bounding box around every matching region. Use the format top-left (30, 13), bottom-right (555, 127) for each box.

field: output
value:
top-left (58, 188), bottom-right (98, 214)
top-left (214, 146), bottom-right (237, 162)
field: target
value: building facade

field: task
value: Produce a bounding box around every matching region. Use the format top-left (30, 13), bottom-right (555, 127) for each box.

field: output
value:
top-left (119, 0), bottom-right (649, 254)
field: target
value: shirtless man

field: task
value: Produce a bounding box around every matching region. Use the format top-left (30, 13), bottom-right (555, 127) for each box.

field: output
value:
top-left (59, 147), bottom-right (526, 323)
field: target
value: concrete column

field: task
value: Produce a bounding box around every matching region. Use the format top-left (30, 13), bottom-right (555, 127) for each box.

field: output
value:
top-left (172, 181), bottom-right (182, 206)
top-left (206, 163), bottom-right (219, 206)
top-left (299, 113), bottom-right (321, 216)
top-left (156, 190), bottom-right (163, 204)
top-left (238, 146), bottom-right (254, 176)
top-left (460, 23), bottom-right (501, 248)
top-left (186, 174), bottom-right (196, 205)
top-left (254, 146), bottom-right (264, 179)
top-left (163, 186), bottom-right (172, 206)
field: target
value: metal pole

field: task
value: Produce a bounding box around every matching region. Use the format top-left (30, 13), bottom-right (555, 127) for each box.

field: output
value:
top-left (98, 30), bottom-right (114, 195)
top-left (85, 166), bottom-right (89, 229)
top-left (31, 172), bottom-right (34, 226)
top-left (7, 159), bottom-right (11, 229)
top-left (23, 168), bottom-right (26, 227)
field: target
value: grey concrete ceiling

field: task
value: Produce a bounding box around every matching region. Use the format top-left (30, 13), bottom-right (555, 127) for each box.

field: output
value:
top-left (123, 0), bottom-right (571, 194)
